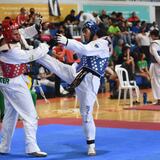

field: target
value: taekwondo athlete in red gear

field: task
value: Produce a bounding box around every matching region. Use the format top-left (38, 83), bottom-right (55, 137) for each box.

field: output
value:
top-left (0, 19), bottom-right (48, 157)
top-left (36, 20), bottom-right (112, 156)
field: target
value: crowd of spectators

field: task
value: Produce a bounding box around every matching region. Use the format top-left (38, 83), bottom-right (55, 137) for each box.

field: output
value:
top-left (0, 7), bottom-right (159, 98)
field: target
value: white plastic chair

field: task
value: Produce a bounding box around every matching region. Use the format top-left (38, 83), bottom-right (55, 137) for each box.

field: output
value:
top-left (115, 66), bottom-right (140, 107)
top-left (115, 64), bottom-right (122, 70)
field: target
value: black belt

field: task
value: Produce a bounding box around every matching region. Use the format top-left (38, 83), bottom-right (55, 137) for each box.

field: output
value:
top-left (69, 67), bottom-right (101, 89)
top-left (84, 67), bottom-right (101, 78)
top-left (150, 54), bottom-right (157, 63)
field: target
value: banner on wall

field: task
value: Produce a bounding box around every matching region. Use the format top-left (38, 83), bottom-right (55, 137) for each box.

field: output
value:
top-left (48, 0), bottom-right (61, 16)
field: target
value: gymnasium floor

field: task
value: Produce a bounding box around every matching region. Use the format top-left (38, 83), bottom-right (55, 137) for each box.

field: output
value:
top-left (36, 88), bottom-right (160, 123)
top-left (1, 88), bottom-right (160, 160)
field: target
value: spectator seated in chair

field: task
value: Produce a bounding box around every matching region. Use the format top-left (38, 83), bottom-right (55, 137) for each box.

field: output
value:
top-left (135, 53), bottom-right (151, 88)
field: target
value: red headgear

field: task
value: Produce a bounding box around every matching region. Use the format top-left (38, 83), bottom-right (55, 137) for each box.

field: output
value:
top-left (2, 19), bottom-right (19, 43)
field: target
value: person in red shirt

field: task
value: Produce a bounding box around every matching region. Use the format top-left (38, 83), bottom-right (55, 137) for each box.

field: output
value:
top-left (53, 44), bottom-right (66, 62)
top-left (128, 12), bottom-right (140, 25)
top-left (65, 49), bottom-right (79, 64)
top-left (16, 7), bottom-right (29, 27)
top-left (52, 44), bottom-right (66, 96)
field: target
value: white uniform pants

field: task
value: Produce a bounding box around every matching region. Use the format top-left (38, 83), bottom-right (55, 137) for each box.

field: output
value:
top-left (149, 63), bottom-right (160, 100)
top-left (38, 55), bottom-right (100, 141)
top-left (0, 75), bottom-right (40, 153)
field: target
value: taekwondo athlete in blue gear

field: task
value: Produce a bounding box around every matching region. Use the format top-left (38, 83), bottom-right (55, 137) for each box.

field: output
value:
top-left (37, 20), bottom-right (112, 156)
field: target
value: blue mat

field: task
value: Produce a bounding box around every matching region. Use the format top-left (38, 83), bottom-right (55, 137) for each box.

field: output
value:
top-left (1, 124), bottom-right (160, 160)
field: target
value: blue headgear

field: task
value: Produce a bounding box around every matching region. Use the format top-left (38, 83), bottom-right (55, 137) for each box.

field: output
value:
top-left (82, 21), bottom-right (99, 43)
top-left (82, 20), bottom-right (99, 35)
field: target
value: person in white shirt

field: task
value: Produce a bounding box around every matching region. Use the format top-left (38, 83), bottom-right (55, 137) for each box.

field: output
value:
top-left (37, 20), bottom-right (112, 156)
top-left (0, 18), bottom-right (48, 157)
top-left (149, 29), bottom-right (160, 105)
top-left (136, 26), bottom-right (151, 64)
top-left (80, 12), bottom-right (96, 23)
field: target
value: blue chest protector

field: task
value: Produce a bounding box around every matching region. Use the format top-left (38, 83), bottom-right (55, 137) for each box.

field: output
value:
top-left (76, 55), bottom-right (109, 76)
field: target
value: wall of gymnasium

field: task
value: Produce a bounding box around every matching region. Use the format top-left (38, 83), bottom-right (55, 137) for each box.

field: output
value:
top-left (0, 0), bottom-right (160, 23)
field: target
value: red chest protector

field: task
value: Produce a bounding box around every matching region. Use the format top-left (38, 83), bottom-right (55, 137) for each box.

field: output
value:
top-left (0, 61), bottom-right (26, 78)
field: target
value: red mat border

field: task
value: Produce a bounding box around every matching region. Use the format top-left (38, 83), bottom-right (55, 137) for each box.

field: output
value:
top-left (11, 118), bottom-right (160, 131)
